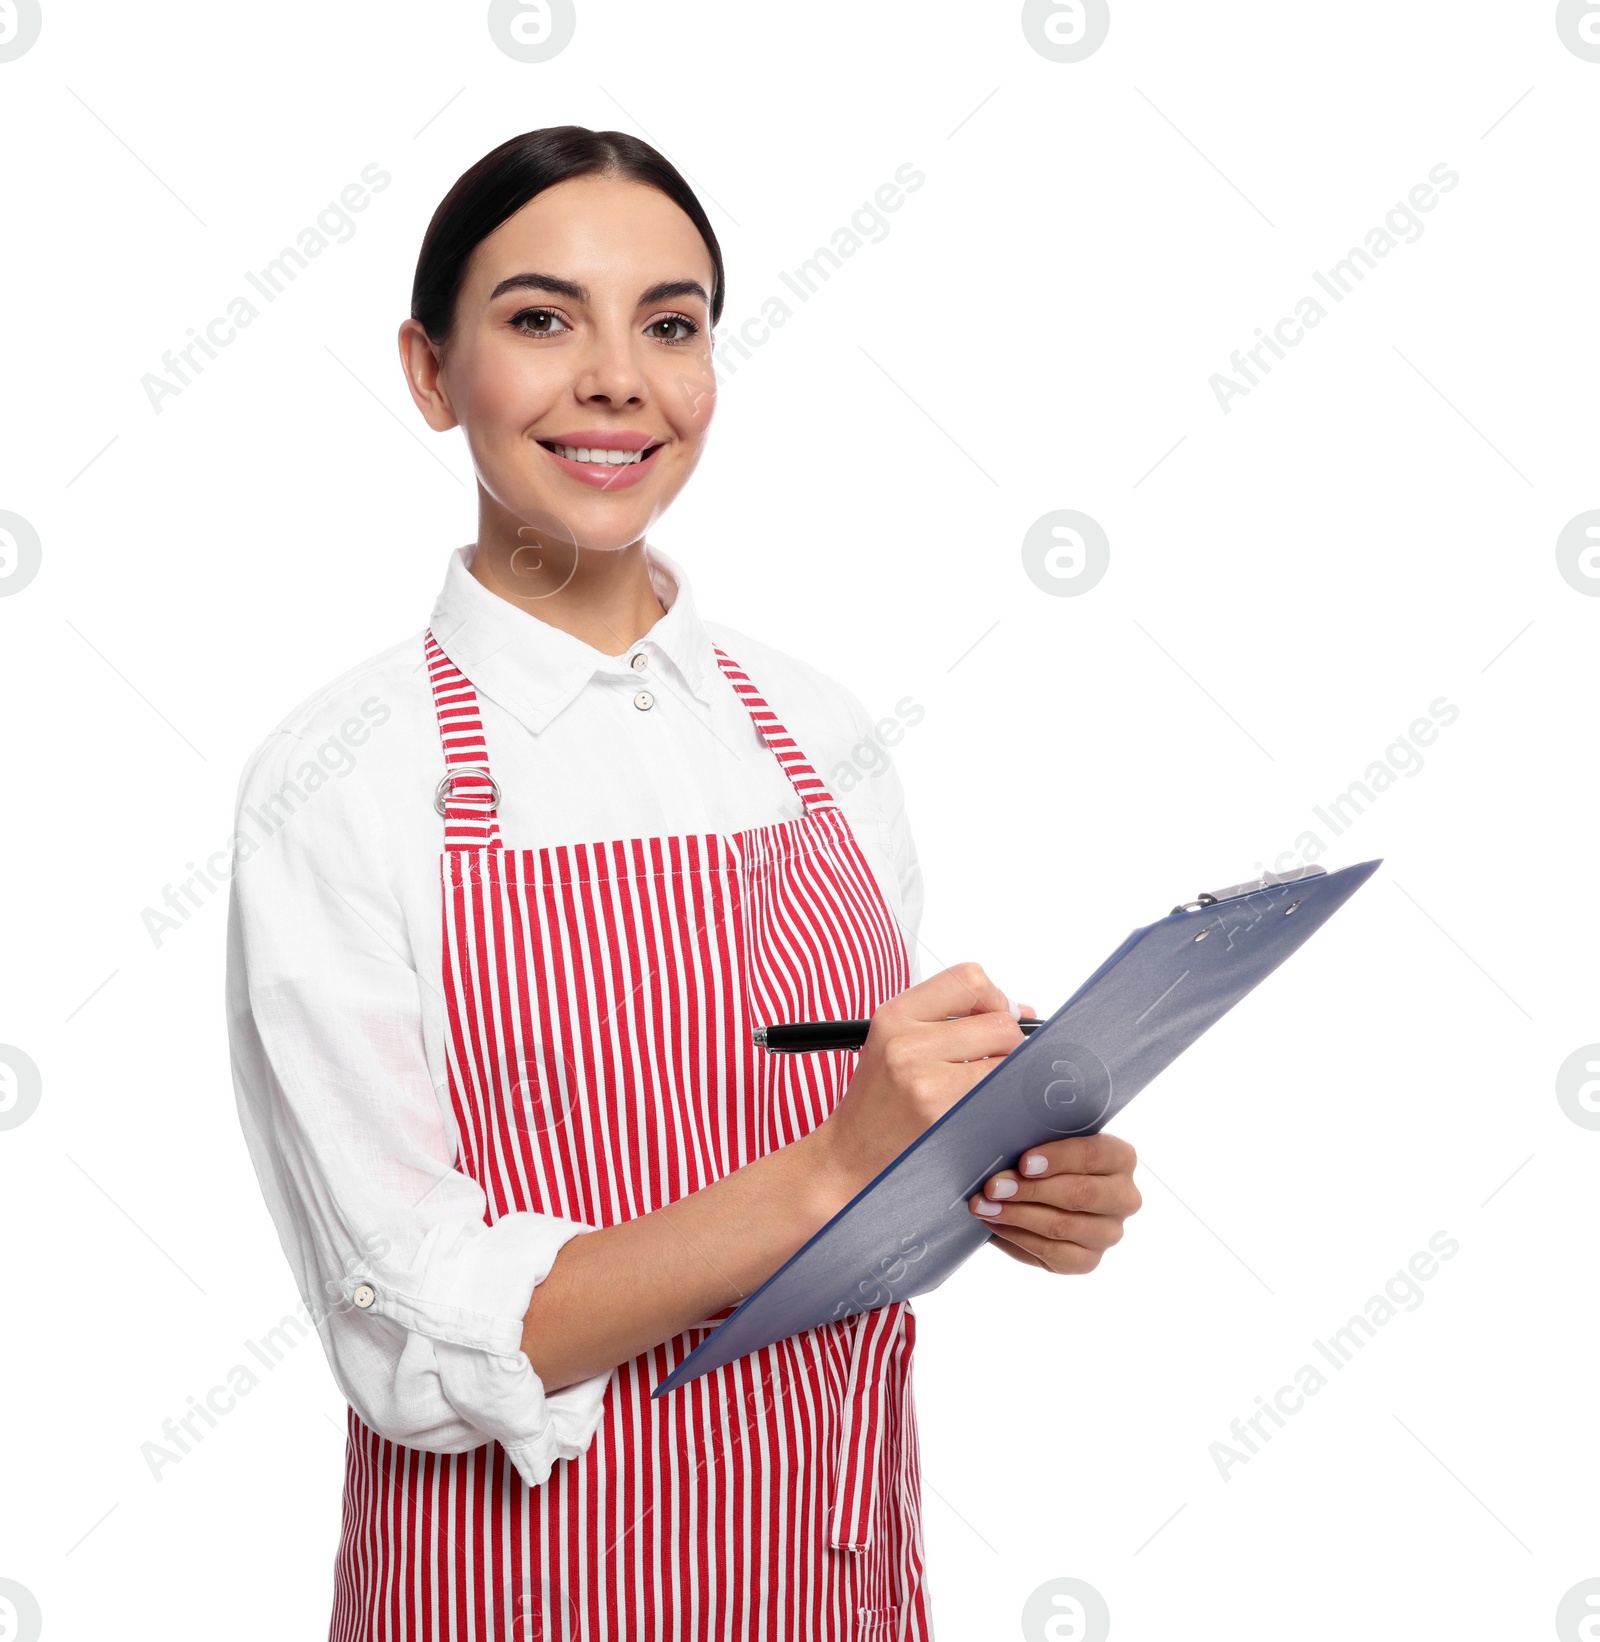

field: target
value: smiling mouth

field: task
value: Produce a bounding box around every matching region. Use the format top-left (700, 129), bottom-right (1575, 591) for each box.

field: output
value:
top-left (536, 441), bottom-right (663, 468)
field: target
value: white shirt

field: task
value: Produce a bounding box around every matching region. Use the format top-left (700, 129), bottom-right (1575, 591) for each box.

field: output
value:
top-left (225, 541), bottom-right (924, 1488)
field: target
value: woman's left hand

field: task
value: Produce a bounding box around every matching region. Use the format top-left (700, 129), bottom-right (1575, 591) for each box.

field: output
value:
top-left (968, 1131), bottom-right (1142, 1273)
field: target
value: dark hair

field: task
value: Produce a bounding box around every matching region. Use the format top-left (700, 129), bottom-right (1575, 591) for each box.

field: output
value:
top-left (410, 125), bottom-right (725, 346)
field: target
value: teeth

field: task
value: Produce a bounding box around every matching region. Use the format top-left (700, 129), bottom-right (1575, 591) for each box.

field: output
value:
top-left (551, 444), bottom-right (649, 466)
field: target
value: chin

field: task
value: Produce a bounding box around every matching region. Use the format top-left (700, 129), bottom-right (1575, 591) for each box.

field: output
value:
top-left (557, 505), bottom-right (657, 555)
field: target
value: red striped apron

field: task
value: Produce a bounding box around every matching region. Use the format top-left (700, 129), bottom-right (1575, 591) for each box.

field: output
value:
top-left (328, 629), bottom-right (932, 1641)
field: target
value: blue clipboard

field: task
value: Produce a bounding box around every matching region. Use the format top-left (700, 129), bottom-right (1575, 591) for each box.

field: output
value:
top-left (654, 857), bottom-right (1381, 1397)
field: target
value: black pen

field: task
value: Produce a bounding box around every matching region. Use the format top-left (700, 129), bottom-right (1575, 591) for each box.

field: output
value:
top-left (752, 1016), bottom-right (1046, 1054)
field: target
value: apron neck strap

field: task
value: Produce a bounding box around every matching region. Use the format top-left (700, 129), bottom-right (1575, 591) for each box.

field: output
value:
top-left (712, 646), bottom-right (839, 816)
top-left (425, 629), bottom-right (504, 849)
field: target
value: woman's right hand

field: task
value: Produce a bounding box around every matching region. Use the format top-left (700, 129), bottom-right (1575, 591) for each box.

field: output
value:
top-left (810, 963), bottom-right (1037, 1202)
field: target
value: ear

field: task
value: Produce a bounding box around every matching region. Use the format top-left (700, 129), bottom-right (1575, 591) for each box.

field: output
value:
top-left (398, 318), bottom-right (460, 433)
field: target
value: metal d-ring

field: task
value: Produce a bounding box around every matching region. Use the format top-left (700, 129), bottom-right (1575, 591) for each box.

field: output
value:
top-left (434, 765), bottom-right (502, 816)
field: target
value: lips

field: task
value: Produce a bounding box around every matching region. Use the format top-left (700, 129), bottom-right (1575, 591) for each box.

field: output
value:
top-left (533, 434), bottom-right (665, 492)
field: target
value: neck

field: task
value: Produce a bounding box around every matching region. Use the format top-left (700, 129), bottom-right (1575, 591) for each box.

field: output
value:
top-left (468, 525), bottom-right (669, 657)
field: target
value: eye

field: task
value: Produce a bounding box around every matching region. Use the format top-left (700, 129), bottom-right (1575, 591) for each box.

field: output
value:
top-left (510, 307), bottom-right (570, 338)
top-left (648, 313), bottom-right (700, 344)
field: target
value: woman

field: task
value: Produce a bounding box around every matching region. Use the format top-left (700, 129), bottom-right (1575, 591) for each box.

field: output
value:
top-left (227, 125), bottom-right (1141, 1642)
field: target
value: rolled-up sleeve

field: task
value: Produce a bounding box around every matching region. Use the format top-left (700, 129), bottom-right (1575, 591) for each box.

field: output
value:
top-left (225, 728), bottom-right (612, 1489)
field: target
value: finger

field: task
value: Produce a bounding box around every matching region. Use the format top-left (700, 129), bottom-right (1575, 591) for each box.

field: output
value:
top-left (862, 1010), bottom-right (1023, 1071)
top-left (983, 1220), bottom-right (1104, 1275)
top-left (969, 1195), bottom-right (1128, 1250)
top-left (1014, 1132), bottom-right (1137, 1181)
top-left (888, 962), bottom-right (1021, 1026)
top-left (977, 1168), bottom-right (1142, 1218)
top-left (986, 1234), bottom-right (1048, 1269)
top-left (926, 1010), bottom-right (1030, 1065)
top-left (867, 1008), bottom-right (1027, 1067)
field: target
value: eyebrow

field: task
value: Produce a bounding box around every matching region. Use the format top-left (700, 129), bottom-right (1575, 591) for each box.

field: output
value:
top-left (487, 272), bottom-right (711, 309)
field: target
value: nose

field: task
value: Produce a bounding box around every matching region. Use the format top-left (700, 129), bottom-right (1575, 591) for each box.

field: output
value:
top-left (571, 321), bottom-right (648, 409)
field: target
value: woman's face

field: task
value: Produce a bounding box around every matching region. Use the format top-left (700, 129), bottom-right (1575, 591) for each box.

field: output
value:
top-left (403, 173), bottom-right (718, 554)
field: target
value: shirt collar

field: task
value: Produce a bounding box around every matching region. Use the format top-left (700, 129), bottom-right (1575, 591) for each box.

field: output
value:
top-left (427, 539), bottom-right (718, 736)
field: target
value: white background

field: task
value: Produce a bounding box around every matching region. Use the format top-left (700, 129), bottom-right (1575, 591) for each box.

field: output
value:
top-left (2, 2), bottom-right (1597, 1638)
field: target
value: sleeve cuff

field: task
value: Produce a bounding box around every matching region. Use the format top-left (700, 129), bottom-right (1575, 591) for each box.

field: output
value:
top-left (341, 1210), bottom-right (597, 1353)
top-left (333, 1209), bottom-right (614, 1475)
top-left (431, 1336), bottom-right (614, 1488)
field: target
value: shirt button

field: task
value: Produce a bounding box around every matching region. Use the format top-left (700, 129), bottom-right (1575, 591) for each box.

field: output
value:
top-left (630, 651), bottom-right (649, 672)
top-left (633, 690), bottom-right (655, 711)
top-left (352, 1284), bottom-right (376, 1310)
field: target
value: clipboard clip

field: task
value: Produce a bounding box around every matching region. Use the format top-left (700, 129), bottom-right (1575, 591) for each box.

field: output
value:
top-left (1171, 864), bottom-right (1326, 915)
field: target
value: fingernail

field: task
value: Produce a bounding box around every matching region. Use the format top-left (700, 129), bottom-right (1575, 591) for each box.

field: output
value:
top-left (1007, 997), bottom-right (1021, 1019)
top-left (974, 1198), bottom-right (1003, 1217)
top-left (989, 1179), bottom-right (1018, 1199)
top-left (1022, 1155), bottom-right (1048, 1176)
